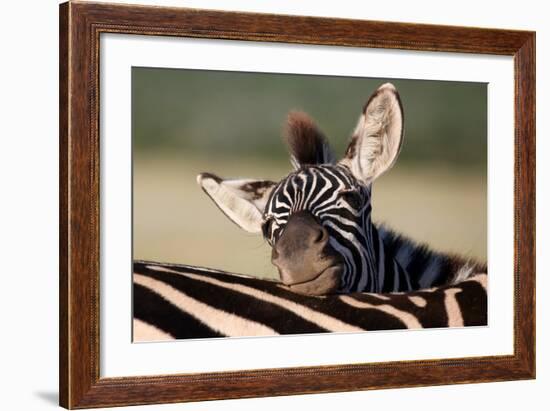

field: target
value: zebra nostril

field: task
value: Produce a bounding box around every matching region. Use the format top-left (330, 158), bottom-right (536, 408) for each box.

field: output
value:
top-left (314, 226), bottom-right (328, 244)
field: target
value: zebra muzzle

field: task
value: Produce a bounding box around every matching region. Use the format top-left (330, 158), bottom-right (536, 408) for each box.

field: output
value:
top-left (271, 211), bottom-right (342, 295)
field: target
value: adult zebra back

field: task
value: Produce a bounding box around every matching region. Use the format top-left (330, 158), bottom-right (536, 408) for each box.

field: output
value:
top-left (133, 260), bottom-right (487, 342)
top-left (197, 83), bottom-right (486, 295)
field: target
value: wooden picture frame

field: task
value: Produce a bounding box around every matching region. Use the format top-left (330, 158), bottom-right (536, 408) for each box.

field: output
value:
top-left (59, 1), bottom-right (535, 408)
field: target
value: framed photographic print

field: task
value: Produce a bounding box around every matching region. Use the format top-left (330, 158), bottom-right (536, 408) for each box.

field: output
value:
top-left (59, 1), bottom-right (535, 408)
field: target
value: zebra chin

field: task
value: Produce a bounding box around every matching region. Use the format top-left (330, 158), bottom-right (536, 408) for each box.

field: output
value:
top-left (279, 265), bottom-right (343, 296)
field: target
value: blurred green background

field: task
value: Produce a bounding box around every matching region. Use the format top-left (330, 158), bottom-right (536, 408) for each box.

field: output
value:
top-left (133, 67), bottom-right (487, 280)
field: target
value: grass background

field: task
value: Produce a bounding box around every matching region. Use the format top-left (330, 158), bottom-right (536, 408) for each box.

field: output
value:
top-left (132, 68), bottom-right (487, 280)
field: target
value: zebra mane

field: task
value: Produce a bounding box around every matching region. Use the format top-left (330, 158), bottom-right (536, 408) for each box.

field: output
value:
top-left (376, 225), bottom-right (487, 289)
top-left (284, 111), bottom-right (336, 169)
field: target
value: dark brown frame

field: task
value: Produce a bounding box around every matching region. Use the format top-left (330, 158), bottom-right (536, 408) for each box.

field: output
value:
top-left (59, 1), bottom-right (535, 408)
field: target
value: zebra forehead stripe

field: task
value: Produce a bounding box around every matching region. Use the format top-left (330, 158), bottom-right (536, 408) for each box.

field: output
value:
top-left (339, 295), bottom-right (423, 329)
top-left (134, 274), bottom-right (278, 337)
top-left (309, 169), bottom-right (335, 209)
top-left (148, 265), bottom-right (365, 333)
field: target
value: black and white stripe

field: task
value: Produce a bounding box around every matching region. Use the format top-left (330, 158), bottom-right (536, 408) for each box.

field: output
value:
top-left (133, 261), bottom-right (488, 341)
top-left (262, 164), bottom-right (485, 294)
top-left (196, 83), bottom-right (486, 297)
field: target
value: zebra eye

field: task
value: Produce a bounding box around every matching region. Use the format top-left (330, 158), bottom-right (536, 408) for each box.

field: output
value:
top-left (339, 189), bottom-right (363, 209)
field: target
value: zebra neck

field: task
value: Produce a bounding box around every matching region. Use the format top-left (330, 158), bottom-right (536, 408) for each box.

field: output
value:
top-left (368, 224), bottom-right (412, 293)
top-left (374, 225), bottom-right (473, 293)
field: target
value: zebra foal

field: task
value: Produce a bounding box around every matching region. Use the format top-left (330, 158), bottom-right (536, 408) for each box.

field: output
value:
top-left (197, 83), bottom-right (486, 295)
top-left (133, 261), bottom-right (487, 341)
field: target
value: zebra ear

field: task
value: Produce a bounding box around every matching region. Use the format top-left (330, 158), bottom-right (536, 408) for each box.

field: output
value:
top-left (197, 173), bottom-right (276, 233)
top-left (340, 83), bottom-right (404, 183)
top-left (284, 111), bottom-right (336, 170)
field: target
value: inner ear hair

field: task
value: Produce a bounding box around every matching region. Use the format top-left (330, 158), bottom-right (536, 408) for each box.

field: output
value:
top-left (197, 173), bottom-right (276, 234)
top-left (284, 111), bottom-right (335, 169)
top-left (340, 83), bottom-right (404, 183)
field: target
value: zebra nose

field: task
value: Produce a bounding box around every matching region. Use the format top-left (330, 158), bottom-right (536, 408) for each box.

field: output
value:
top-left (272, 211), bottom-right (331, 285)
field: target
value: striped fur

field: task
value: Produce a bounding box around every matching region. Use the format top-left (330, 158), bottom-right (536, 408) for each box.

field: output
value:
top-left (133, 261), bottom-right (487, 342)
top-left (263, 164), bottom-right (486, 293)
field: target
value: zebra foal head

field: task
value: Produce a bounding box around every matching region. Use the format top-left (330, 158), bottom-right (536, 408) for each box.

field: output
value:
top-left (197, 83), bottom-right (403, 295)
